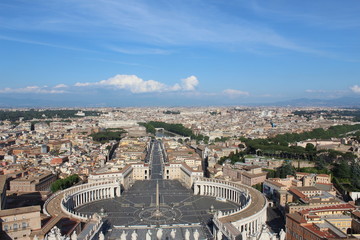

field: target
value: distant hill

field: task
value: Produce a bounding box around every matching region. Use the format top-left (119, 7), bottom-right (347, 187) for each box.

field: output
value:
top-left (0, 96), bottom-right (360, 108)
top-left (267, 97), bottom-right (360, 108)
top-left (0, 96), bottom-right (101, 108)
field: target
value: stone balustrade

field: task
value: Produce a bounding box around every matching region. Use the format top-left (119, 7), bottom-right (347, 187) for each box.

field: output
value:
top-left (77, 215), bottom-right (103, 240)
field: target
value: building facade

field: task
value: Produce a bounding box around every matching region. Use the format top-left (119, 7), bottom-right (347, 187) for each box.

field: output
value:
top-left (9, 171), bottom-right (56, 192)
top-left (0, 206), bottom-right (41, 240)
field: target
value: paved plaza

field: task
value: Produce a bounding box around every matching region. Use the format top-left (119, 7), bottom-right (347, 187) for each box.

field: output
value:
top-left (76, 179), bottom-right (239, 227)
top-left (75, 140), bottom-right (241, 239)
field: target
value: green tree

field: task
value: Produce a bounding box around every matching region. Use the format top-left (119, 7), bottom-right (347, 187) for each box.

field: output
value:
top-left (305, 143), bottom-right (316, 152)
top-left (253, 183), bottom-right (263, 192)
top-left (278, 163), bottom-right (296, 178)
top-left (333, 161), bottom-right (351, 179)
top-left (51, 174), bottom-right (80, 192)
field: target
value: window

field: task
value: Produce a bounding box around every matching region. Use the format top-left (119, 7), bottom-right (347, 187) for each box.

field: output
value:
top-left (22, 222), bottom-right (27, 229)
top-left (4, 225), bottom-right (8, 232)
top-left (13, 223), bottom-right (18, 231)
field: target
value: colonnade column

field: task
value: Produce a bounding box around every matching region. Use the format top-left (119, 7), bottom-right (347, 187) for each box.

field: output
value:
top-left (116, 186), bottom-right (121, 197)
top-left (193, 183), bottom-right (244, 204)
top-left (110, 187), bottom-right (115, 198)
top-left (194, 184), bottom-right (199, 195)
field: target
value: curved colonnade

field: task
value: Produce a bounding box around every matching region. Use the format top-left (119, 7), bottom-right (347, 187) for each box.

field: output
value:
top-left (45, 178), bottom-right (266, 240)
top-left (194, 178), bottom-right (250, 206)
top-left (44, 181), bottom-right (121, 221)
top-left (194, 177), bottom-right (267, 240)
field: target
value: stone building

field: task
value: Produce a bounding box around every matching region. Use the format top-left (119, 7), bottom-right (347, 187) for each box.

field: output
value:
top-left (10, 171), bottom-right (56, 192)
top-left (0, 205), bottom-right (41, 240)
top-left (240, 165), bottom-right (267, 186)
top-left (286, 203), bottom-right (357, 240)
top-left (0, 176), bottom-right (7, 209)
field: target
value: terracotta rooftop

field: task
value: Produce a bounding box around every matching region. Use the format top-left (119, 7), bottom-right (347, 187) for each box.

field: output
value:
top-left (352, 210), bottom-right (360, 219)
top-left (317, 174), bottom-right (330, 177)
top-left (302, 223), bottom-right (336, 239)
top-left (289, 187), bottom-right (310, 202)
top-left (286, 212), bottom-right (307, 224)
top-left (299, 203), bottom-right (355, 215)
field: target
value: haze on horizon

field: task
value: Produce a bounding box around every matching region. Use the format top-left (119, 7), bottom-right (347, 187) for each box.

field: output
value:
top-left (1, 0), bottom-right (360, 107)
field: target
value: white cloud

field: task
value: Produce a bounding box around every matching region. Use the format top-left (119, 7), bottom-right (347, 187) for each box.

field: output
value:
top-left (223, 89), bottom-right (249, 97)
top-left (351, 85), bottom-right (360, 93)
top-left (74, 82), bottom-right (92, 87)
top-left (108, 46), bottom-right (171, 55)
top-left (54, 84), bottom-right (68, 88)
top-left (181, 76), bottom-right (199, 91)
top-left (74, 74), bottom-right (199, 93)
top-left (0, 86), bottom-right (65, 94)
top-left (305, 89), bottom-right (327, 93)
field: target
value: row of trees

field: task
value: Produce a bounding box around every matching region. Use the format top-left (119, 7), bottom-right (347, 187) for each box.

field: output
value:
top-left (239, 137), bottom-right (317, 160)
top-left (270, 124), bottom-right (360, 144)
top-left (265, 163), bottom-right (296, 179)
top-left (138, 122), bottom-right (156, 135)
top-left (238, 124), bottom-right (359, 162)
top-left (147, 121), bottom-right (193, 136)
top-left (51, 174), bottom-right (80, 192)
top-left (163, 110), bottom-right (180, 114)
top-left (218, 150), bottom-right (245, 165)
top-left (139, 121), bottom-right (209, 143)
top-left (0, 109), bottom-right (100, 122)
top-left (332, 160), bottom-right (360, 191)
top-left (90, 128), bottom-right (126, 143)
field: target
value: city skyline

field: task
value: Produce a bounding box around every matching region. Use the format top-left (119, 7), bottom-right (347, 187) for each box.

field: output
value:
top-left (1, 0), bottom-right (360, 106)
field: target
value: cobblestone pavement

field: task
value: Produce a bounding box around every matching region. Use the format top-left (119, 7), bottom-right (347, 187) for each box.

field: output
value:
top-left (76, 179), bottom-right (239, 227)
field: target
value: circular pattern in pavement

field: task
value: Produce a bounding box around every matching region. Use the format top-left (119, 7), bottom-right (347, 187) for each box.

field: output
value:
top-left (135, 206), bottom-right (181, 225)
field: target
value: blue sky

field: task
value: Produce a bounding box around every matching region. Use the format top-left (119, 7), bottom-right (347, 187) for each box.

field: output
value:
top-left (1, 0), bottom-right (360, 106)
